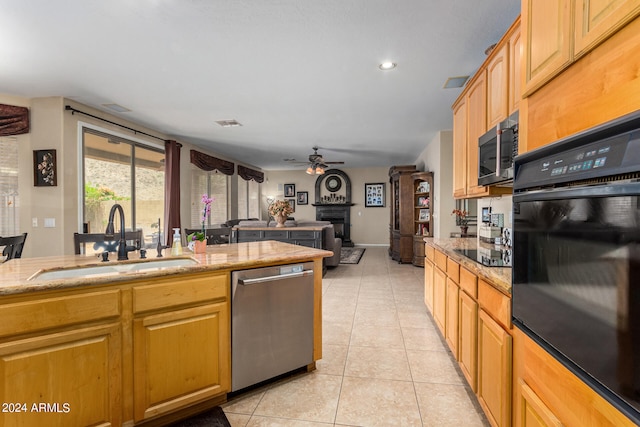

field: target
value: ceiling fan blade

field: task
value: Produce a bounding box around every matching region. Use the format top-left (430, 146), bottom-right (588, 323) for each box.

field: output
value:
top-left (324, 161), bottom-right (344, 164)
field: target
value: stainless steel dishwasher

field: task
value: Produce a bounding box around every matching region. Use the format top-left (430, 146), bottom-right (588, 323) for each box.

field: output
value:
top-left (231, 262), bottom-right (314, 392)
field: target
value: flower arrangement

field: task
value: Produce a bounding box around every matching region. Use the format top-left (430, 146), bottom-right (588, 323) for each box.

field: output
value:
top-left (188, 194), bottom-right (214, 242)
top-left (451, 209), bottom-right (469, 226)
top-left (268, 199), bottom-right (293, 218)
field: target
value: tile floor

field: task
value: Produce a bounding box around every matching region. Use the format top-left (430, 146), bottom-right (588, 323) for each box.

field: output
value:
top-left (222, 246), bottom-right (489, 427)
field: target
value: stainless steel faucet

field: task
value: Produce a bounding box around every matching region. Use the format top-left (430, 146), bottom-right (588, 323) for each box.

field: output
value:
top-left (105, 203), bottom-right (137, 260)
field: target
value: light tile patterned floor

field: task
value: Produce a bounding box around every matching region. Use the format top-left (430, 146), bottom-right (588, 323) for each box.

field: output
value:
top-left (223, 246), bottom-right (489, 427)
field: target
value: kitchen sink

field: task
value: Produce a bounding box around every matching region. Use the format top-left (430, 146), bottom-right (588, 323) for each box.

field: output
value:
top-left (29, 257), bottom-right (200, 281)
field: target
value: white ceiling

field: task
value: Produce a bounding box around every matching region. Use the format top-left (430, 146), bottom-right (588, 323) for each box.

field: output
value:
top-left (0, 0), bottom-right (520, 170)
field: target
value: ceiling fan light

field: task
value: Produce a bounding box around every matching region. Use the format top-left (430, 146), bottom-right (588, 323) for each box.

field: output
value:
top-left (316, 166), bottom-right (325, 175)
top-left (306, 166), bottom-right (314, 175)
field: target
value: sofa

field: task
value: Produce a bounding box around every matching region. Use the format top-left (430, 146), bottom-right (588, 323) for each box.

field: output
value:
top-left (235, 219), bottom-right (342, 267)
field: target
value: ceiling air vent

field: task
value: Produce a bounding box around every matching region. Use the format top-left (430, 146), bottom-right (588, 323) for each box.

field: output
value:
top-left (443, 76), bottom-right (470, 89)
top-left (215, 119), bottom-right (242, 128)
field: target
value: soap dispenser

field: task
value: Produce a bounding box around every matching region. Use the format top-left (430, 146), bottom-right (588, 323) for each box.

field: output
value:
top-left (171, 228), bottom-right (183, 256)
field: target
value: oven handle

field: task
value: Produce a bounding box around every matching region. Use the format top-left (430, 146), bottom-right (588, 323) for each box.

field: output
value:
top-left (513, 181), bottom-right (640, 202)
top-left (496, 124), bottom-right (502, 177)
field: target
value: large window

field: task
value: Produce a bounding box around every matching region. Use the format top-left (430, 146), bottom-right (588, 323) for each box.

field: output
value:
top-left (82, 127), bottom-right (164, 251)
top-left (191, 167), bottom-right (229, 226)
top-left (237, 178), bottom-right (261, 219)
top-left (0, 136), bottom-right (19, 236)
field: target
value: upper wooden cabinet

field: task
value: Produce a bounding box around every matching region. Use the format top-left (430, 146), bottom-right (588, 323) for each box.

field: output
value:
top-left (522, 0), bottom-right (640, 97)
top-left (487, 43), bottom-right (509, 129)
top-left (451, 17), bottom-right (520, 199)
top-left (508, 22), bottom-right (522, 114)
top-left (522, 0), bottom-right (572, 96)
top-left (452, 98), bottom-right (467, 198)
top-left (574, 0), bottom-right (640, 58)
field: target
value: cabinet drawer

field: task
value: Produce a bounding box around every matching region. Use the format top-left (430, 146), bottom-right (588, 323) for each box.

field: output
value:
top-left (425, 245), bottom-right (435, 261)
top-left (478, 279), bottom-right (511, 329)
top-left (447, 258), bottom-right (460, 283)
top-left (133, 273), bottom-right (228, 313)
top-left (291, 230), bottom-right (317, 239)
top-left (459, 267), bottom-right (478, 298)
top-left (434, 249), bottom-right (448, 271)
top-left (238, 230), bottom-right (262, 240)
top-left (0, 289), bottom-right (121, 337)
top-left (264, 230), bottom-right (288, 239)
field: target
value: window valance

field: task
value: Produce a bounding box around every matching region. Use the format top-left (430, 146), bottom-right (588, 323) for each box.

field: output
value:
top-left (0, 104), bottom-right (29, 136)
top-left (190, 150), bottom-right (234, 175)
top-left (238, 165), bottom-right (264, 183)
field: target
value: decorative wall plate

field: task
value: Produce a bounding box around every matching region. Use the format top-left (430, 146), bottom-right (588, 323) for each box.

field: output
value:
top-left (325, 176), bottom-right (342, 192)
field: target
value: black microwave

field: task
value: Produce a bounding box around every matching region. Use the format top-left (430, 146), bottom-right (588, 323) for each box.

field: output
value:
top-left (478, 111), bottom-right (518, 186)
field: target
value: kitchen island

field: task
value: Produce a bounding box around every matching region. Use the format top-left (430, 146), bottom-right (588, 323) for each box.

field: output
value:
top-left (0, 241), bottom-right (332, 426)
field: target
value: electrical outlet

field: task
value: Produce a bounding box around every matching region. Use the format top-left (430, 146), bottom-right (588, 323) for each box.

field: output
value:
top-left (32, 218), bottom-right (38, 227)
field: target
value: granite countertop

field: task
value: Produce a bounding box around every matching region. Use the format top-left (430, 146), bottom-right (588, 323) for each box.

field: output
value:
top-left (424, 237), bottom-right (512, 295)
top-left (232, 225), bottom-right (326, 230)
top-left (0, 241), bottom-right (333, 296)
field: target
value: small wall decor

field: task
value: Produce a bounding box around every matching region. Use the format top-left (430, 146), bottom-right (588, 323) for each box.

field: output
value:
top-left (297, 191), bottom-right (308, 205)
top-left (284, 183), bottom-right (295, 197)
top-left (365, 182), bottom-right (385, 207)
top-left (33, 149), bottom-right (57, 186)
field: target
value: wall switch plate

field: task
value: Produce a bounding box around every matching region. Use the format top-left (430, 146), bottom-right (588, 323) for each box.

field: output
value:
top-left (32, 218), bottom-right (38, 227)
top-left (44, 218), bottom-right (55, 228)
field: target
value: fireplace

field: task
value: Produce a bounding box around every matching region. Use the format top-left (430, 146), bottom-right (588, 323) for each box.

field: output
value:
top-left (315, 205), bottom-right (353, 247)
top-left (314, 169), bottom-right (354, 247)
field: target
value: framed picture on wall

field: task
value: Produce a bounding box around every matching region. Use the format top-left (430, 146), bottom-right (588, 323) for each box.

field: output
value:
top-left (285, 198), bottom-right (296, 213)
top-left (297, 191), bottom-right (308, 205)
top-left (365, 182), bottom-right (385, 207)
top-left (33, 149), bottom-right (57, 186)
top-left (284, 183), bottom-right (295, 197)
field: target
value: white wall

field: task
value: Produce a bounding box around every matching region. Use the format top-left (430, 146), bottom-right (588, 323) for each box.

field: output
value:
top-left (264, 167), bottom-right (390, 245)
top-left (414, 130), bottom-right (457, 238)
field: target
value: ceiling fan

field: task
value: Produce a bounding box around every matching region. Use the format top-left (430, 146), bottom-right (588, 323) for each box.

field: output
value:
top-left (286, 146), bottom-right (344, 175)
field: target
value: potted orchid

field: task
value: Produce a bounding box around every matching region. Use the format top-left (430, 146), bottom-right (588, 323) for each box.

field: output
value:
top-left (188, 194), bottom-right (214, 253)
top-left (268, 199), bottom-right (293, 227)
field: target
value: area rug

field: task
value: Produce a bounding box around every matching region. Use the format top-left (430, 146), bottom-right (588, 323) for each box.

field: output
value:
top-left (340, 247), bottom-right (366, 264)
top-left (169, 406), bottom-right (231, 427)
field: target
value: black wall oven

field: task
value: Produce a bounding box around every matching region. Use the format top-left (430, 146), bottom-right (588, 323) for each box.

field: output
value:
top-left (512, 110), bottom-right (640, 424)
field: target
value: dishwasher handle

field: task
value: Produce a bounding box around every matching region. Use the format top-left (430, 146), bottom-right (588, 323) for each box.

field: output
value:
top-left (237, 269), bottom-right (314, 286)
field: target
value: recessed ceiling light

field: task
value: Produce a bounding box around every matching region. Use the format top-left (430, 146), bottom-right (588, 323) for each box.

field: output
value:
top-left (215, 119), bottom-right (242, 127)
top-left (379, 61), bottom-right (397, 70)
top-left (443, 76), bottom-right (470, 89)
top-left (102, 103), bottom-right (131, 113)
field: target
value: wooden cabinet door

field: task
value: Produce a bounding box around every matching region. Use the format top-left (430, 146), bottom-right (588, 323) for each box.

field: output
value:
top-left (433, 266), bottom-right (447, 335)
top-left (487, 43), bottom-right (509, 128)
top-left (445, 278), bottom-right (459, 358)
top-left (133, 302), bottom-right (230, 422)
top-left (459, 290), bottom-right (478, 392)
top-left (0, 324), bottom-right (122, 427)
top-left (517, 380), bottom-right (564, 427)
top-left (452, 98), bottom-right (467, 198)
top-left (574, 0), bottom-right (640, 58)
top-left (478, 309), bottom-right (512, 427)
top-left (424, 259), bottom-right (434, 313)
top-left (522, 0), bottom-right (572, 96)
top-left (465, 73), bottom-right (488, 197)
top-left (508, 21), bottom-right (522, 114)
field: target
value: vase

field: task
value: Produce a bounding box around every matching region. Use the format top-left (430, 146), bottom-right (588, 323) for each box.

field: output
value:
top-left (460, 226), bottom-right (469, 236)
top-left (274, 213), bottom-right (288, 228)
top-left (193, 240), bottom-right (207, 254)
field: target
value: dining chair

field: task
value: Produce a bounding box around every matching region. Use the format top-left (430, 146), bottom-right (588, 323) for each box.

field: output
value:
top-left (0, 233), bottom-right (28, 261)
top-left (73, 230), bottom-right (143, 255)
